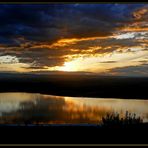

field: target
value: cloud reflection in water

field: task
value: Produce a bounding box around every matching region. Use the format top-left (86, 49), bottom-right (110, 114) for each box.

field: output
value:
top-left (0, 93), bottom-right (147, 124)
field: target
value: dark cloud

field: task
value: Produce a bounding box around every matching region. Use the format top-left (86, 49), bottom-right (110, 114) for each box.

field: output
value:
top-left (108, 64), bottom-right (148, 77)
top-left (23, 66), bottom-right (49, 70)
top-left (99, 61), bottom-right (117, 63)
top-left (0, 4), bottom-right (147, 71)
top-left (0, 4), bottom-right (146, 45)
top-left (49, 37), bottom-right (147, 56)
top-left (0, 47), bottom-right (68, 67)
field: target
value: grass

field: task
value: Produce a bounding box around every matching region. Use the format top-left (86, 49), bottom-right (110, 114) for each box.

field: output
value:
top-left (101, 111), bottom-right (143, 127)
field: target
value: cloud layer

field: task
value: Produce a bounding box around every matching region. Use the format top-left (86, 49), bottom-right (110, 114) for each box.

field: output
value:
top-left (0, 4), bottom-right (147, 75)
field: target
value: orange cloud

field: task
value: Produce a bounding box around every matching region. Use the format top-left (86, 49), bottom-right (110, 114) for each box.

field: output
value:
top-left (121, 27), bottom-right (148, 32)
top-left (133, 7), bottom-right (148, 20)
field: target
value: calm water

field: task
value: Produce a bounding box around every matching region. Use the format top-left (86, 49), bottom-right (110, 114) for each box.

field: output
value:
top-left (0, 92), bottom-right (148, 124)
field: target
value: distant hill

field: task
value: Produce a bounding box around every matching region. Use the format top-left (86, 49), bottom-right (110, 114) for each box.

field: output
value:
top-left (0, 72), bottom-right (148, 99)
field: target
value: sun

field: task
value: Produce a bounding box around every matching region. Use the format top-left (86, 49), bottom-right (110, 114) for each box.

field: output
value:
top-left (58, 61), bottom-right (78, 72)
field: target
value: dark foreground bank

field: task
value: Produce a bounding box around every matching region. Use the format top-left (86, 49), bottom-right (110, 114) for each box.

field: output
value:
top-left (0, 124), bottom-right (148, 144)
top-left (0, 73), bottom-right (148, 99)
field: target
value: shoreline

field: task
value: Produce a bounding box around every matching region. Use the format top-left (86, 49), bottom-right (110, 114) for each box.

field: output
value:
top-left (0, 73), bottom-right (148, 99)
top-left (0, 90), bottom-right (148, 100)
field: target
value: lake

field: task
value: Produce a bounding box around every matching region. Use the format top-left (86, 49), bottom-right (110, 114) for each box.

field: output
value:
top-left (0, 92), bottom-right (147, 125)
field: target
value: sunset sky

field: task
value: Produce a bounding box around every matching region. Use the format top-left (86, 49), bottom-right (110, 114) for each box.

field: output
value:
top-left (0, 4), bottom-right (148, 76)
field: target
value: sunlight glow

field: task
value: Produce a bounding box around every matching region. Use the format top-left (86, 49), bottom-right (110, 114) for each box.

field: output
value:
top-left (53, 49), bottom-right (148, 73)
top-left (57, 60), bottom-right (80, 72)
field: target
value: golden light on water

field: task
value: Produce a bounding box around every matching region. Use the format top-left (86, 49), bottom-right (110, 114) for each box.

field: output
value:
top-left (0, 93), bottom-right (148, 124)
